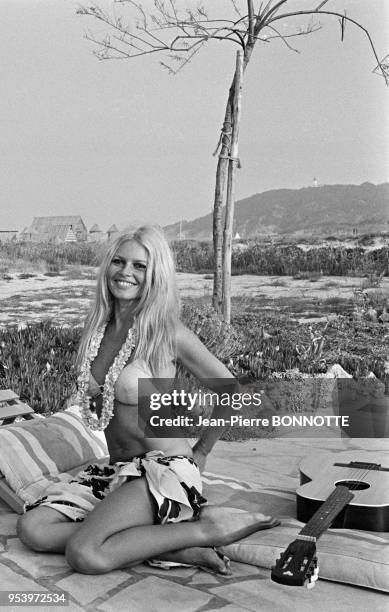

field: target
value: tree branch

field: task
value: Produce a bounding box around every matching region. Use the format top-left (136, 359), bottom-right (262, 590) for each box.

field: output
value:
top-left (247, 0), bottom-right (255, 45)
top-left (264, 23), bottom-right (321, 52)
top-left (262, 0), bottom-right (290, 25)
top-left (269, 8), bottom-right (389, 84)
top-left (78, 2), bottom-right (388, 82)
top-left (230, 0), bottom-right (243, 19)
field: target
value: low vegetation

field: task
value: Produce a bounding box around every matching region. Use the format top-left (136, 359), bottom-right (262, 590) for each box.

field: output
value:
top-left (0, 242), bottom-right (104, 276)
top-left (0, 293), bottom-right (387, 418)
top-left (0, 322), bottom-right (79, 415)
top-left (172, 240), bottom-right (388, 277)
top-left (0, 238), bottom-right (387, 440)
top-left (1, 238), bottom-right (388, 278)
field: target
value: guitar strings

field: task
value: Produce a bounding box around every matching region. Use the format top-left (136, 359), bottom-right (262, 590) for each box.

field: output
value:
top-left (306, 461), bottom-right (377, 538)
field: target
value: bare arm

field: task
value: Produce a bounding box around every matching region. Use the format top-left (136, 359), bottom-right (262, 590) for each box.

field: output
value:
top-left (176, 321), bottom-right (239, 470)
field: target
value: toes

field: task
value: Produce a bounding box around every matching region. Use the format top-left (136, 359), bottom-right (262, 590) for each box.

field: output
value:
top-left (211, 548), bottom-right (231, 575)
top-left (218, 558), bottom-right (232, 575)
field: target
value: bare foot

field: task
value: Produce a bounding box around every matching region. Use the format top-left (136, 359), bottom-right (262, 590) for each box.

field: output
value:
top-left (198, 506), bottom-right (280, 547)
top-left (152, 546), bottom-right (231, 575)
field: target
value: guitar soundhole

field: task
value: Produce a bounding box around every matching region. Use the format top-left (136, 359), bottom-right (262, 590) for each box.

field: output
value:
top-left (335, 480), bottom-right (370, 491)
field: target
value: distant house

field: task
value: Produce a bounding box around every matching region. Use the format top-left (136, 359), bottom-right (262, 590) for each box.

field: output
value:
top-left (20, 216), bottom-right (88, 243)
top-left (88, 223), bottom-right (105, 242)
top-left (0, 230), bottom-right (18, 242)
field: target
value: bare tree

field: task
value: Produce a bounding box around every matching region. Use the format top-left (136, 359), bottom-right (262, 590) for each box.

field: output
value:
top-left (78, 0), bottom-right (388, 321)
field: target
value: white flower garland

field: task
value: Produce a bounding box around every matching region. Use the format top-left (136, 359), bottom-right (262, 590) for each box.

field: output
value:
top-left (76, 322), bottom-right (136, 430)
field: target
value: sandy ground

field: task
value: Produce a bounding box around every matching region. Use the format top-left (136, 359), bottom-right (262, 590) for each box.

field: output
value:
top-left (176, 272), bottom-right (384, 299)
top-left (0, 268), bottom-right (387, 327)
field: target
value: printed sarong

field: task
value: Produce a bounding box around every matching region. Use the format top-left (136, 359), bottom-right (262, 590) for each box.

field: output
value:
top-left (26, 450), bottom-right (206, 523)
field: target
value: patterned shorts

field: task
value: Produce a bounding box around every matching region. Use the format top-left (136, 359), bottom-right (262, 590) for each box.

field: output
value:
top-left (26, 450), bottom-right (207, 524)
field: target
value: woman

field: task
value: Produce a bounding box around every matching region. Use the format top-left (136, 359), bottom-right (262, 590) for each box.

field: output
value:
top-left (17, 226), bottom-right (277, 574)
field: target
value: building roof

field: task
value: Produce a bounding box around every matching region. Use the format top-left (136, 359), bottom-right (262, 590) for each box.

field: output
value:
top-left (30, 215), bottom-right (85, 229)
top-left (23, 216), bottom-right (87, 241)
top-left (107, 224), bottom-right (119, 233)
top-left (89, 223), bottom-right (102, 233)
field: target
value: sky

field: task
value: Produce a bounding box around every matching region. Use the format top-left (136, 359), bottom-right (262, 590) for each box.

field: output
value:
top-left (0, 0), bottom-right (388, 232)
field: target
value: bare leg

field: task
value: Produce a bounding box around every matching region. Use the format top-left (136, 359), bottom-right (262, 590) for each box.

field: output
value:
top-left (17, 504), bottom-right (231, 573)
top-left (65, 477), bottom-right (277, 574)
top-left (18, 480), bottom-right (279, 574)
top-left (17, 507), bottom-right (81, 553)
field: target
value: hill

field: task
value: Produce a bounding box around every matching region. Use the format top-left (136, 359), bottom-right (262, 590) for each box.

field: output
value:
top-left (164, 182), bottom-right (389, 240)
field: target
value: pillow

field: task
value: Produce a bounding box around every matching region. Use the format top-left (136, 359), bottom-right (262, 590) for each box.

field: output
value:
top-left (203, 470), bottom-right (389, 592)
top-left (220, 520), bottom-right (389, 592)
top-left (0, 411), bottom-right (108, 504)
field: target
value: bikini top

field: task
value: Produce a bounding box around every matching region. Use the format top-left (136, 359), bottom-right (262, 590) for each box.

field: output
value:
top-left (89, 358), bottom-right (176, 406)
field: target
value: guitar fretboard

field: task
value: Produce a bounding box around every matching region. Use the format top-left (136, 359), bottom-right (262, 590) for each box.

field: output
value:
top-left (299, 486), bottom-right (354, 540)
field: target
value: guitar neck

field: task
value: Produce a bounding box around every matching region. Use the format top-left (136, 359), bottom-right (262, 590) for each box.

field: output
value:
top-left (299, 486), bottom-right (354, 540)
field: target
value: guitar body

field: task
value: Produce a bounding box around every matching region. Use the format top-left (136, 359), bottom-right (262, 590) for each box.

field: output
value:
top-left (298, 451), bottom-right (389, 532)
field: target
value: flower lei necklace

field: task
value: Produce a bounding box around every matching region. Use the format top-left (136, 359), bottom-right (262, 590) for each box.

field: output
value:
top-left (76, 322), bottom-right (136, 430)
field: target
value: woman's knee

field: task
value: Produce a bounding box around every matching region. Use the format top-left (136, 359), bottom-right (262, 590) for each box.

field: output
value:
top-left (65, 537), bottom-right (112, 574)
top-left (17, 512), bottom-right (53, 552)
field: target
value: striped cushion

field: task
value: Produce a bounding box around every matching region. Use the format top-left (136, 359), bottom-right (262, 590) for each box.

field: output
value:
top-left (0, 411), bottom-right (108, 504)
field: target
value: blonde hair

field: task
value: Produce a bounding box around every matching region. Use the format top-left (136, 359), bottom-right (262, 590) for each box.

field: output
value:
top-left (77, 225), bottom-right (180, 375)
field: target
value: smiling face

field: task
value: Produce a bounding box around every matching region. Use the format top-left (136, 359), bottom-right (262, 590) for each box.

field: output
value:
top-left (107, 239), bottom-right (149, 303)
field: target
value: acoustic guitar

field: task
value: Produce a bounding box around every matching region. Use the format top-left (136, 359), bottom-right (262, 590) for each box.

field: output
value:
top-left (271, 451), bottom-right (389, 588)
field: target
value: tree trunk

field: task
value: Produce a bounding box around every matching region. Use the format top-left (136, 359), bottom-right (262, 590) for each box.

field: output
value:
top-left (222, 50), bottom-right (244, 323)
top-left (212, 93), bottom-right (233, 312)
top-left (212, 36), bottom-right (257, 313)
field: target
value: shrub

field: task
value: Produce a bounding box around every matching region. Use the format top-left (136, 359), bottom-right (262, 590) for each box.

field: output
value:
top-left (1, 239), bottom-right (388, 278)
top-left (0, 322), bottom-right (80, 414)
top-left (1, 306), bottom-right (387, 419)
top-left (172, 241), bottom-right (388, 277)
top-left (181, 303), bottom-right (241, 361)
top-left (0, 242), bottom-right (104, 272)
